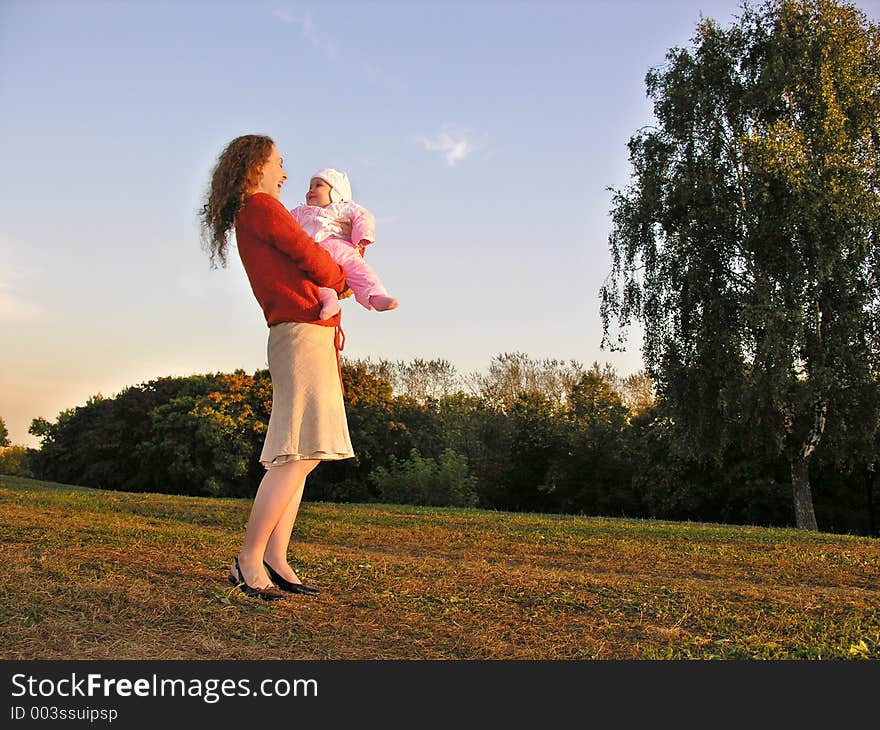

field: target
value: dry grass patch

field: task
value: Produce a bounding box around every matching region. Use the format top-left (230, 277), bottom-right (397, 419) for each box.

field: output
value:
top-left (1, 475), bottom-right (878, 660)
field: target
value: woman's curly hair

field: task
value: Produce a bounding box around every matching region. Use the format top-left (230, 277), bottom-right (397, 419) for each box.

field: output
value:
top-left (200, 134), bottom-right (275, 268)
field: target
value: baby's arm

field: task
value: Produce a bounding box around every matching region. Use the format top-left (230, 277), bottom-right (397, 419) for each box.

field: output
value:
top-left (348, 203), bottom-right (376, 256)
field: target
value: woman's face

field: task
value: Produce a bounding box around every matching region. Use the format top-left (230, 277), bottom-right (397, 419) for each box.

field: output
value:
top-left (254, 145), bottom-right (288, 199)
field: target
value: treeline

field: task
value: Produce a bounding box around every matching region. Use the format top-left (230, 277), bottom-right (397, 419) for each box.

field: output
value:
top-left (15, 353), bottom-right (878, 535)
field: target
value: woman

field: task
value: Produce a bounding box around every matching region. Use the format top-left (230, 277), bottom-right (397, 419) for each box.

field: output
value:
top-left (201, 135), bottom-right (354, 600)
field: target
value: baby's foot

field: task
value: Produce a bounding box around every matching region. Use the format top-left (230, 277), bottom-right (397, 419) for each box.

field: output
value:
top-left (369, 295), bottom-right (399, 312)
top-left (319, 289), bottom-right (341, 320)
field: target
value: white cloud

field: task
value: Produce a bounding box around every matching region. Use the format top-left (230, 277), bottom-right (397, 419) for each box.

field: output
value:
top-left (271, 9), bottom-right (337, 59)
top-left (416, 128), bottom-right (482, 167)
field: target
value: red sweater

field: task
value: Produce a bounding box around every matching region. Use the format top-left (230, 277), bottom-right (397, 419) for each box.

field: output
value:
top-left (235, 193), bottom-right (348, 327)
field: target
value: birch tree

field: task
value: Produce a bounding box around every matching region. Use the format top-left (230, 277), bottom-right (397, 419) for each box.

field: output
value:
top-left (601, 0), bottom-right (880, 530)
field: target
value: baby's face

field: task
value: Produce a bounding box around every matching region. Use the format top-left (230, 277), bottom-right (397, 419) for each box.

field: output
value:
top-left (306, 178), bottom-right (333, 207)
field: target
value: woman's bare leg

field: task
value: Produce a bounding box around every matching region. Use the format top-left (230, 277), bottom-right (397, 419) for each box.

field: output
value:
top-left (232, 459), bottom-right (318, 588)
top-left (263, 460), bottom-right (319, 583)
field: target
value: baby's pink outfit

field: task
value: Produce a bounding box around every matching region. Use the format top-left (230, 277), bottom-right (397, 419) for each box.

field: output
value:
top-left (290, 201), bottom-right (388, 310)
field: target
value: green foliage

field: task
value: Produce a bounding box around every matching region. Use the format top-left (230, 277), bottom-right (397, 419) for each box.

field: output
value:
top-left (0, 445), bottom-right (33, 477)
top-left (309, 358), bottom-right (402, 500)
top-left (390, 357), bottom-right (460, 401)
top-left (19, 353), bottom-right (876, 533)
top-left (600, 0), bottom-right (880, 530)
top-left (568, 366), bottom-right (630, 429)
top-left (436, 391), bottom-right (511, 508)
top-left (28, 372), bottom-right (258, 496)
top-left (626, 404), bottom-right (793, 526)
top-left (369, 448), bottom-right (478, 507)
top-left (507, 393), bottom-right (564, 509)
top-left (0, 417), bottom-right (9, 447)
top-left (131, 371), bottom-right (270, 497)
top-left (472, 352), bottom-right (585, 412)
top-left (548, 368), bottom-right (636, 515)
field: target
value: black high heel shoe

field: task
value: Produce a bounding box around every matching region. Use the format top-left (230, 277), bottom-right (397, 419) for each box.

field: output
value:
top-left (229, 557), bottom-right (286, 600)
top-left (263, 561), bottom-right (320, 595)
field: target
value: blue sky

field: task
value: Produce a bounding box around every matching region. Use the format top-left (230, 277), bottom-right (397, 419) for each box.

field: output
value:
top-left (3, 0), bottom-right (877, 448)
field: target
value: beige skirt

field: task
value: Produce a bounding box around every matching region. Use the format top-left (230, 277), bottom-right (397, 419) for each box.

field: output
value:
top-left (260, 321), bottom-right (355, 468)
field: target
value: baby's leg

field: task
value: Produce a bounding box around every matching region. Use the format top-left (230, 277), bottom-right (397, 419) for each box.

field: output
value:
top-left (318, 286), bottom-right (341, 320)
top-left (329, 242), bottom-right (398, 312)
top-left (368, 294), bottom-right (398, 311)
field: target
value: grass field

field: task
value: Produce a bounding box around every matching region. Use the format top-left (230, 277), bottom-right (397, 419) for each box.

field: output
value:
top-left (1, 474), bottom-right (878, 660)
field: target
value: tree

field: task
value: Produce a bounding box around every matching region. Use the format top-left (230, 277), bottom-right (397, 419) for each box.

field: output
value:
top-left (811, 373), bottom-right (880, 534)
top-left (436, 391), bottom-right (509, 507)
top-left (390, 358), bottom-right (461, 402)
top-left (498, 391), bottom-right (563, 512)
top-left (368, 448), bottom-right (478, 507)
top-left (469, 352), bottom-right (585, 412)
top-left (625, 402), bottom-right (793, 525)
top-left (0, 416), bottom-right (9, 447)
top-left (601, 0), bottom-right (880, 530)
top-left (0, 443), bottom-right (32, 477)
top-left (618, 370), bottom-right (657, 419)
top-left (311, 358), bottom-right (408, 501)
top-left (28, 373), bottom-right (234, 492)
top-left (548, 365), bottom-right (635, 514)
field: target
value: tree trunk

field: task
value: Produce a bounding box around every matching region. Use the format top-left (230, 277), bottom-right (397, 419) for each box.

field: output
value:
top-left (866, 466), bottom-right (877, 538)
top-left (790, 456), bottom-right (818, 531)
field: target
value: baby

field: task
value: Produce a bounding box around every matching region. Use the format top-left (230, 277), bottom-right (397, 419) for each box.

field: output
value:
top-left (290, 168), bottom-right (398, 320)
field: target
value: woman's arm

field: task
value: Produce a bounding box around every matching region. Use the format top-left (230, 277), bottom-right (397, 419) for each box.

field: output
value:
top-left (252, 194), bottom-right (347, 293)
